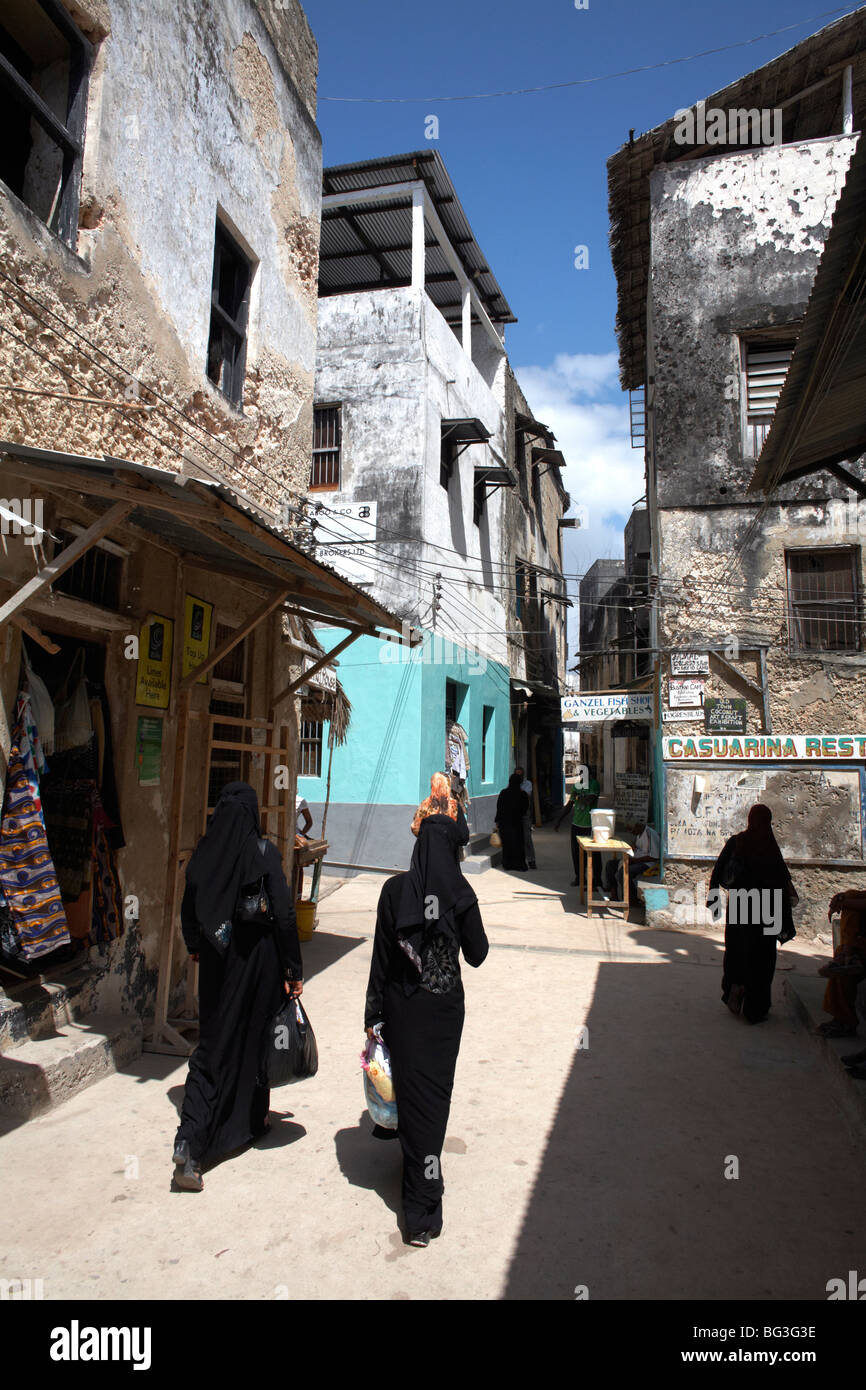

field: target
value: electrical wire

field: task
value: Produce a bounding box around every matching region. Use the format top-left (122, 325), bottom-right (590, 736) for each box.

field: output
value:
top-left (319, 7), bottom-right (857, 102)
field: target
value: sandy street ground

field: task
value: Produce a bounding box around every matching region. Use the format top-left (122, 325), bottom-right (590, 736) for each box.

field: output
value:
top-left (2, 828), bottom-right (864, 1301)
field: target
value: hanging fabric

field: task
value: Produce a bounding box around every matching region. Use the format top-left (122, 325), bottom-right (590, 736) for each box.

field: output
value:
top-left (0, 715), bottom-right (69, 962)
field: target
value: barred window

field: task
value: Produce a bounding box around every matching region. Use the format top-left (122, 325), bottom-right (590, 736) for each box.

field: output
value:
top-left (52, 528), bottom-right (123, 610)
top-left (786, 548), bottom-right (861, 653)
top-left (311, 404), bottom-right (341, 490)
top-left (299, 719), bottom-right (323, 777)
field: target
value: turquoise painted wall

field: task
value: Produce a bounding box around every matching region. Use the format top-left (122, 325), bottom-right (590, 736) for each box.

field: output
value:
top-left (298, 627), bottom-right (511, 805)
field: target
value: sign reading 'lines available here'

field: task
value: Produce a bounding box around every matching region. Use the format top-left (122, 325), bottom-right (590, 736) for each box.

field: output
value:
top-left (664, 734), bottom-right (866, 760)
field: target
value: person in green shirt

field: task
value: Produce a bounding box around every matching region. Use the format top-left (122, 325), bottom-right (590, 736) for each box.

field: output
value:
top-left (555, 766), bottom-right (600, 885)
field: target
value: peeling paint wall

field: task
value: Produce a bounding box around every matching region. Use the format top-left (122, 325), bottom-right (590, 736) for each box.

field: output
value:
top-left (0, 0), bottom-right (321, 515)
top-left (648, 135), bottom-right (866, 931)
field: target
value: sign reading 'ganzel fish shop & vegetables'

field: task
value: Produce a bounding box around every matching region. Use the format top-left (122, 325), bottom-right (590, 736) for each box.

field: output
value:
top-left (562, 692), bottom-right (653, 722)
top-left (664, 735), bottom-right (866, 760)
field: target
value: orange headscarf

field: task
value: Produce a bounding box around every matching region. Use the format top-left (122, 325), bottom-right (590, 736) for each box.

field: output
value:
top-left (411, 772), bottom-right (459, 836)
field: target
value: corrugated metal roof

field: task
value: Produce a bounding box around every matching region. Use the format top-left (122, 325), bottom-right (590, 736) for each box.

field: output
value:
top-left (0, 443), bottom-right (405, 633)
top-left (320, 149), bottom-right (516, 324)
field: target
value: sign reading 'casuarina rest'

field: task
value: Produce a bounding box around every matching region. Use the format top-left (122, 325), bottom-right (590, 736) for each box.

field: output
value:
top-left (562, 692), bottom-right (653, 722)
top-left (664, 735), bottom-right (866, 760)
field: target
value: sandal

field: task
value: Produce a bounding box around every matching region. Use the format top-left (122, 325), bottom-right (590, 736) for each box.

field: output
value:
top-left (817, 1020), bottom-right (857, 1038)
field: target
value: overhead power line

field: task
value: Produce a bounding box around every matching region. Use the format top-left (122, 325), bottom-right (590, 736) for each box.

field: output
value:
top-left (320, 7), bottom-right (857, 102)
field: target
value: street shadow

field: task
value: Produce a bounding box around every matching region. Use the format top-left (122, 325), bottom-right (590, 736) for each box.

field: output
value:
top-left (334, 1110), bottom-right (403, 1223)
top-left (300, 930), bottom-right (366, 983)
top-left (500, 947), bottom-right (833, 1300)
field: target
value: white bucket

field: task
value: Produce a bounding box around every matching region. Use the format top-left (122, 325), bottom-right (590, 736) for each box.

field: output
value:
top-left (590, 808), bottom-right (616, 843)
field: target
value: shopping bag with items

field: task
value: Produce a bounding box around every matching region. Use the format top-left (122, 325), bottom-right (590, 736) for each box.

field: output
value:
top-left (266, 996), bottom-right (319, 1087)
top-left (361, 1026), bottom-right (398, 1129)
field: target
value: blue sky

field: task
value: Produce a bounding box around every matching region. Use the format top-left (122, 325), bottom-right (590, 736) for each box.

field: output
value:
top-left (302, 0), bottom-right (858, 580)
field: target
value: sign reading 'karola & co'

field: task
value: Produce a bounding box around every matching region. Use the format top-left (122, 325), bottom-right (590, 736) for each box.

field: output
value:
top-left (664, 734), bottom-right (866, 760)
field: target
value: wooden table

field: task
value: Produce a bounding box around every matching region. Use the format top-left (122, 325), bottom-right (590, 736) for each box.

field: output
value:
top-left (576, 836), bottom-right (633, 919)
top-left (293, 837), bottom-right (328, 902)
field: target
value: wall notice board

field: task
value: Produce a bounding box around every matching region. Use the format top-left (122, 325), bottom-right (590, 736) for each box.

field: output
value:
top-left (665, 765), bottom-right (866, 863)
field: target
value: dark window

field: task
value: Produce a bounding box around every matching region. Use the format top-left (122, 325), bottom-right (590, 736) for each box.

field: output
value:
top-left (445, 679), bottom-right (458, 727)
top-left (207, 221), bottom-right (252, 407)
top-left (440, 436), bottom-right (456, 489)
top-left (0, 0), bottom-right (91, 248)
top-left (744, 340), bottom-right (795, 457)
top-left (531, 459), bottom-right (543, 516)
top-left (212, 622), bottom-right (246, 684)
top-left (311, 404), bottom-right (341, 490)
top-left (473, 475), bottom-right (485, 527)
top-left (299, 719), bottom-right (323, 777)
top-left (52, 529), bottom-right (122, 609)
top-left (481, 705), bottom-right (493, 781)
top-left (786, 548), bottom-right (860, 653)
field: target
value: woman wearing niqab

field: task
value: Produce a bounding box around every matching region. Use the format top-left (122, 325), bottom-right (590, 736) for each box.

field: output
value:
top-left (708, 803), bottom-right (797, 1024)
top-left (172, 781), bottom-right (303, 1190)
top-left (494, 772), bottom-right (529, 871)
top-left (365, 776), bottom-right (489, 1244)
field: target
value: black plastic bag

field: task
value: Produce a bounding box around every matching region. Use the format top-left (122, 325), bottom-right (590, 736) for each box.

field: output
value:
top-left (266, 996), bottom-right (318, 1087)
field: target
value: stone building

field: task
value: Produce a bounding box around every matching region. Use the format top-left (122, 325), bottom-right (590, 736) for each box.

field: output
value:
top-left (296, 151), bottom-right (570, 871)
top-left (575, 508), bottom-right (652, 825)
top-left (0, 0), bottom-right (402, 1116)
top-left (608, 10), bottom-right (866, 932)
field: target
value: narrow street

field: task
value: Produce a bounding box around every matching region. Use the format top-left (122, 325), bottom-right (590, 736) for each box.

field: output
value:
top-left (2, 828), bottom-right (863, 1302)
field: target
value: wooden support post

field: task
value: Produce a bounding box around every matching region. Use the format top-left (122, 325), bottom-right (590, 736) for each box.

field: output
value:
top-left (148, 685), bottom-right (192, 1055)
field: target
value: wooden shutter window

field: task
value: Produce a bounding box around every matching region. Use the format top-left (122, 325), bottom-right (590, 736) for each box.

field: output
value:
top-left (745, 342), bottom-right (795, 455)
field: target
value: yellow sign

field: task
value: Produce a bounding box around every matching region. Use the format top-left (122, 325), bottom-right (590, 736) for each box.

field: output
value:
top-left (135, 613), bottom-right (173, 709)
top-left (182, 594), bottom-right (213, 684)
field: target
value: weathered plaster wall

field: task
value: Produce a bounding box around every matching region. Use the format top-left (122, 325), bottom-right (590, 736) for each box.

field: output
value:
top-left (650, 135), bottom-right (856, 506)
top-left (648, 134), bottom-right (866, 923)
top-left (0, 0), bottom-right (321, 516)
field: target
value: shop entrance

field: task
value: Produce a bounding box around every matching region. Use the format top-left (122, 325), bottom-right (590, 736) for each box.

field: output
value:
top-left (0, 628), bottom-right (126, 983)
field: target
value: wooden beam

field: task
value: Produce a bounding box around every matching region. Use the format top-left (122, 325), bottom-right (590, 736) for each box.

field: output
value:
top-left (271, 629), bottom-right (366, 707)
top-left (709, 650), bottom-right (763, 697)
top-left (1, 461), bottom-right (213, 522)
top-left (9, 615), bottom-right (60, 653)
top-left (0, 501), bottom-right (132, 628)
top-left (147, 686), bottom-right (191, 1055)
top-left (179, 587), bottom-right (291, 690)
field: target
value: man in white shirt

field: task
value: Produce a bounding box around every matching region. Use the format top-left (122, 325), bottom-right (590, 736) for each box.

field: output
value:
top-left (604, 821), bottom-right (660, 898)
top-left (296, 794), bottom-right (312, 837)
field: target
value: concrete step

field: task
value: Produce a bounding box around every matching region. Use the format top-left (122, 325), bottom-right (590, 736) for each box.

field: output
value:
top-left (0, 961), bottom-right (95, 1052)
top-left (0, 1012), bottom-right (143, 1121)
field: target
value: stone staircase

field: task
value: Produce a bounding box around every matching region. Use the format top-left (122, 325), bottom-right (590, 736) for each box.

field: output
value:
top-left (461, 830), bottom-right (501, 875)
top-left (0, 959), bottom-right (142, 1123)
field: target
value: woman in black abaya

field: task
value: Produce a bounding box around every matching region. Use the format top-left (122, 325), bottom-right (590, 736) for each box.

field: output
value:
top-left (495, 772), bottom-right (529, 871)
top-left (708, 803), bottom-right (797, 1025)
top-left (172, 781), bottom-right (303, 1191)
top-left (365, 799), bottom-right (489, 1245)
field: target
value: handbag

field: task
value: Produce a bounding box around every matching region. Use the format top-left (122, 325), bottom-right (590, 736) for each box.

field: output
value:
top-left (236, 839), bottom-right (273, 925)
top-left (489, 827), bottom-right (502, 848)
top-left (266, 997), bottom-right (318, 1087)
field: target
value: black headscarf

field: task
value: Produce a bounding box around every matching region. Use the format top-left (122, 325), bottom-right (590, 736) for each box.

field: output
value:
top-left (496, 771), bottom-right (528, 826)
top-left (185, 781), bottom-right (263, 934)
top-left (395, 812), bottom-right (476, 979)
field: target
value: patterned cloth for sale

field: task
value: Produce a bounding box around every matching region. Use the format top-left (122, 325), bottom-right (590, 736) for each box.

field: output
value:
top-left (0, 716), bottom-right (69, 961)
